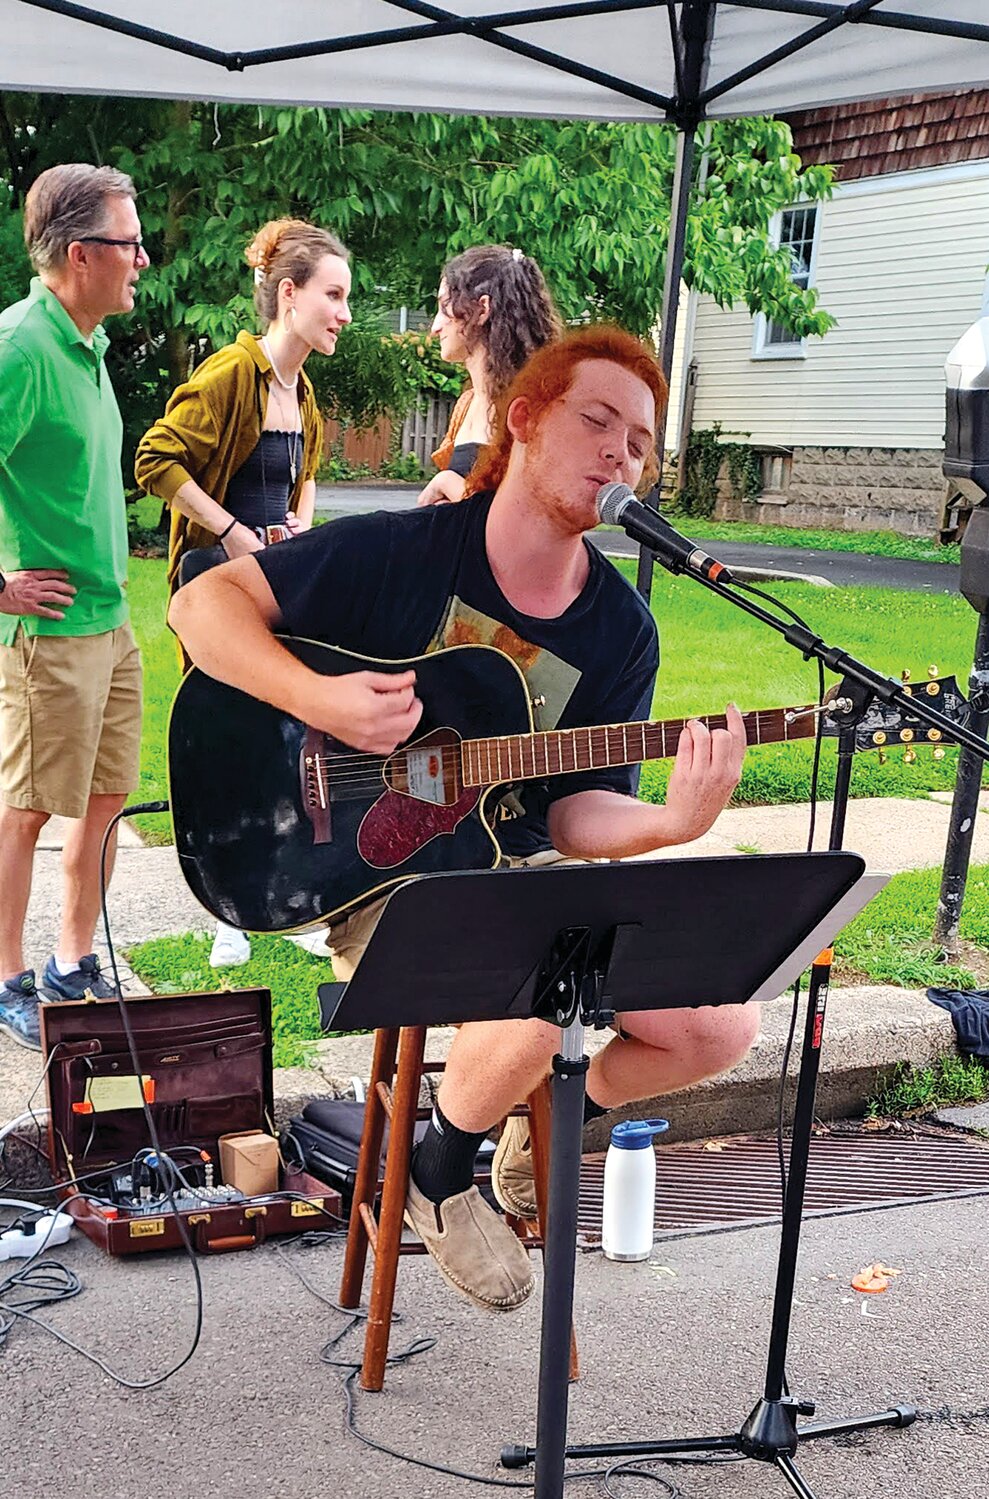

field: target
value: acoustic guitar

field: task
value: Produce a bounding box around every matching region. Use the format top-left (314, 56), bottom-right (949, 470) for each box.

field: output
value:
top-left (167, 639), bottom-right (967, 932)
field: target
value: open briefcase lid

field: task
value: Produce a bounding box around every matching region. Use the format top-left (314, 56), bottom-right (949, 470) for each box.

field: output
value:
top-left (41, 987), bottom-right (276, 1187)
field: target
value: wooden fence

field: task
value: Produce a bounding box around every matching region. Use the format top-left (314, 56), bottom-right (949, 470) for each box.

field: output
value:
top-left (322, 394), bottom-right (456, 473)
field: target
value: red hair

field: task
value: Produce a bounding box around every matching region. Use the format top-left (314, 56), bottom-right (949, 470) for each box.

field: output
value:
top-left (467, 324), bottom-right (667, 496)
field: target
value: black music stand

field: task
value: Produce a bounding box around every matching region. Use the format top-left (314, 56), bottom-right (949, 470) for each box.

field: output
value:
top-left (320, 851), bottom-right (901, 1499)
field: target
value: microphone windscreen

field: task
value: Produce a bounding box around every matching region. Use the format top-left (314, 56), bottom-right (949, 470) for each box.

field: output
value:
top-left (596, 482), bottom-right (636, 525)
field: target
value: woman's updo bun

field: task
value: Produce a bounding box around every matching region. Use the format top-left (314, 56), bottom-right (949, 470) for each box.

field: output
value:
top-left (245, 219), bottom-right (348, 323)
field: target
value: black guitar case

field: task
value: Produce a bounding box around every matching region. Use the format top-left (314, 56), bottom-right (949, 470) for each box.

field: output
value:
top-left (282, 1096), bottom-right (497, 1212)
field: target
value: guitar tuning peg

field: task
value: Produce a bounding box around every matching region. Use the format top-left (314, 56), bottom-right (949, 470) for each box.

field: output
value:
top-left (904, 747), bottom-right (917, 765)
top-left (928, 664), bottom-right (938, 679)
top-left (877, 748), bottom-right (887, 766)
top-left (933, 746), bottom-right (946, 761)
top-left (901, 667), bottom-right (911, 684)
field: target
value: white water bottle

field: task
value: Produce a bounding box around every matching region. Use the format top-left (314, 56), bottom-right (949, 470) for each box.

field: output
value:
top-left (601, 1118), bottom-right (669, 1262)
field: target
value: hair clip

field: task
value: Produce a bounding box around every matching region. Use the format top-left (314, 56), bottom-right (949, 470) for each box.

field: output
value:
top-left (253, 265), bottom-right (265, 286)
top-left (511, 247), bottom-right (524, 262)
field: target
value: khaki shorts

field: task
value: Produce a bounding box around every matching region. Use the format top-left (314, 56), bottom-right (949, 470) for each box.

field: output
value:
top-left (325, 849), bottom-right (578, 983)
top-left (0, 622), bottom-right (143, 819)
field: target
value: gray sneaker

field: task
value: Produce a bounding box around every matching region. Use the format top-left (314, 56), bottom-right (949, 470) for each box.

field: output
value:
top-left (0, 970), bottom-right (42, 1050)
top-left (41, 953), bottom-right (118, 1001)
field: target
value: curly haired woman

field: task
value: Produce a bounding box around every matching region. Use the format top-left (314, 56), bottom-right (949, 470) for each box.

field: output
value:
top-left (417, 244), bottom-right (560, 507)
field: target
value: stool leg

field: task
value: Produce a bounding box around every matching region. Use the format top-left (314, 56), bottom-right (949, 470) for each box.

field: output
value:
top-left (339, 1027), bottom-right (399, 1309)
top-left (361, 1024), bottom-right (427, 1392)
top-left (527, 1079), bottom-right (580, 1383)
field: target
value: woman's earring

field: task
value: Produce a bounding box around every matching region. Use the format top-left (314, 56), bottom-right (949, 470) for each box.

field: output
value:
top-left (285, 306), bottom-right (297, 335)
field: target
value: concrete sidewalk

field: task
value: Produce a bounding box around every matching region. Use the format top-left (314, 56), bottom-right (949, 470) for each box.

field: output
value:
top-left (2, 789), bottom-right (983, 1144)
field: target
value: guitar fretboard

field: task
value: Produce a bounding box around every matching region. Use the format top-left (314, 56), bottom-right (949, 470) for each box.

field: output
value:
top-left (460, 707), bottom-right (813, 788)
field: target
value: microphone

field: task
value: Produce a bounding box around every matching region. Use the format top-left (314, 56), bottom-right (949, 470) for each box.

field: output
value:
top-left (596, 483), bottom-right (734, 585)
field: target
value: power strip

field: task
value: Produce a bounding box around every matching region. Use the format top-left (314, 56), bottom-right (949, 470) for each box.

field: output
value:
top-left (0, 1210), bottom-right (75, 1260)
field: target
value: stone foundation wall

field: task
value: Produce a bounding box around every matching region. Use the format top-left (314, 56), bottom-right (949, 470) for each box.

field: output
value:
top-left (715, 445), bottom-right (946, 536)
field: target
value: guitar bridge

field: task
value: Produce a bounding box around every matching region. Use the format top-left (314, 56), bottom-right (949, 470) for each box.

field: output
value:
top-left (300, 729), bottom-right (332, 845)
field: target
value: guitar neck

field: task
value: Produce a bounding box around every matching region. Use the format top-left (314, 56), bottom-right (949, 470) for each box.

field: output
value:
top-left (460, 706), bottom-right (815, 787)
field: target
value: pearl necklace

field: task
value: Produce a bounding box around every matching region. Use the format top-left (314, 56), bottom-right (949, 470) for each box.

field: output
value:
top-left (261, 335), bottom-right (298, 391)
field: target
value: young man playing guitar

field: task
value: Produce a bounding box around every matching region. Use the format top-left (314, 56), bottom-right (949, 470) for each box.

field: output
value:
top-left (169, 325), bottom-right (752, 1313)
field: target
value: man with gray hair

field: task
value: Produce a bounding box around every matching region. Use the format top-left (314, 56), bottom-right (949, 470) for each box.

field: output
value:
top-left (0, 163), bottom-right (149, 1050)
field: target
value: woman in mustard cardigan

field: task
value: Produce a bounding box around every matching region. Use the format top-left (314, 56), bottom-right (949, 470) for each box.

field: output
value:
top-left (136, 218), bottom-right (351, 967)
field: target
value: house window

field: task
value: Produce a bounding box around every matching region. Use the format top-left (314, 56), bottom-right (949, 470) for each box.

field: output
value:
top-left (760, 450), bottom-right (792, 495)
top-left (752, 204), bottom-right (820, 360)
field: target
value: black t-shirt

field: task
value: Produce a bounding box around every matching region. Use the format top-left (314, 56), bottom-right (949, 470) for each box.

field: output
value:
top-left (256, 493), bottom-right (659, 855)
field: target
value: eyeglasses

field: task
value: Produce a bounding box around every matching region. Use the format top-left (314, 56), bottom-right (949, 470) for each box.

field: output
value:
top-left (79, 236), bottom-right (145, 264)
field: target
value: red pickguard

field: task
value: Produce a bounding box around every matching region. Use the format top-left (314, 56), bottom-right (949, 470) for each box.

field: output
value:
top-left (357, 787), bottom-right (484, 869)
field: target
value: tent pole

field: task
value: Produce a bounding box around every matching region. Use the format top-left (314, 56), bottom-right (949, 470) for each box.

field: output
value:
top-left (635, 117), bottom-right (695, 600)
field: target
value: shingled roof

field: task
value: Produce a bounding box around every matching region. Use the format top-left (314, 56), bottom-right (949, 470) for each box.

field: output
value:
top-left (782, 89), bottom-right (989, 180)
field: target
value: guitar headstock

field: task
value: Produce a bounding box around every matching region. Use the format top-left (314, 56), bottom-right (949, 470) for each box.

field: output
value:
top-left (822, 668), bottom-right (970, 757)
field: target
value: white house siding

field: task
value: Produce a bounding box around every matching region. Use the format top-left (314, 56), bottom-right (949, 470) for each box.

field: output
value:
top-left (682, 162), bottom-right (989, 534)
top-left (689, 161), bottom-right (989, 451)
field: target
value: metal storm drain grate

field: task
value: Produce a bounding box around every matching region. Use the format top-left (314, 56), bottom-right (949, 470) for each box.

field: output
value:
top-left (576, 1132), bottom-right (989, 1241)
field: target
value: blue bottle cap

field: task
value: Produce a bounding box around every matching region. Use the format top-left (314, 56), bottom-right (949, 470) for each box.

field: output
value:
top-left (609, 1118), bottom-right (669, 1150)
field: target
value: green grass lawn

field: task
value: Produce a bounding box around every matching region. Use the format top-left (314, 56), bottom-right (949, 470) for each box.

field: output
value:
top-left (127, 931), bottom-right (333, 1067)
top-left (836, 863), bottom-right (989, 990)
top-left (660, 511), bottom-right (960, 565)
top-left (128, 557), bottom-right (182, 843)
top-left (611, 560), bottom-right (982, 807)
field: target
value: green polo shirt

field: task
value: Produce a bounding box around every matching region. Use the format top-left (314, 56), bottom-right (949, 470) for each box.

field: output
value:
top-left (0, 278), bottom-right (129, 647)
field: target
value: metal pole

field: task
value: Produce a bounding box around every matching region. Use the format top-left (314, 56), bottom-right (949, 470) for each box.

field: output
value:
top-left (636, 0), bottom-right (713, 602)
top-left (934, 607), bottom-right (989, 958)
top-left (763, 730), bottom-right (853, 1401)
top-left (533, 1018), bottom-right (588, 1499)
top-left (635, 116), bottom-right (696, 602)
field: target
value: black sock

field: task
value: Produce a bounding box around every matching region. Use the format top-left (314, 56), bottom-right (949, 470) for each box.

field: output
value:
top-left (411, 1100), bottom-right (490, 1204)
top-left (583, 1091), bottom-right (609, 1125)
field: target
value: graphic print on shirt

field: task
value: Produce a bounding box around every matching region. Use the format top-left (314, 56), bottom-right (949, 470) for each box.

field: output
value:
top-left (429, 595), bottom-right (582, 831)
top-left (430, 595), bottom-right (580, 733)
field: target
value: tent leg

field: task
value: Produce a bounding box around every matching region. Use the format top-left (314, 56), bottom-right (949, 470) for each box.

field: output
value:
top-left (636, 119), bottom-right (696, 601)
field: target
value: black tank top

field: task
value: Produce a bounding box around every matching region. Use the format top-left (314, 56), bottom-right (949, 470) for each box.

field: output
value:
top-left (225, 430), bottom-right (303, 534)
top-left (446, 441), bottom-right (482, 479)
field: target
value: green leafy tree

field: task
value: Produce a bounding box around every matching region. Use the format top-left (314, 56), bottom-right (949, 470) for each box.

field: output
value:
top-left (0, 97), bottom-right (835, 454)
top-left (378, 112), bottom-right (834, 338)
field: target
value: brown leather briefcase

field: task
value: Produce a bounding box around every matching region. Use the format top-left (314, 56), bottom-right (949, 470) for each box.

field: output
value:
top-left (42, 987), bottom-right (341, 1256)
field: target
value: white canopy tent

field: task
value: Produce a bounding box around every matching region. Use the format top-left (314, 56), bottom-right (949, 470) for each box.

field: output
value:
top-left (5, 0), bottom-right (989, 590)
top-left (2, 1), bottom-right (989, 122)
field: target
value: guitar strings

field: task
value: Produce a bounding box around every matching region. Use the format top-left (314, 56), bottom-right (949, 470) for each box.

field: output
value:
top-left (302, 710), bottom-right (800, 794)
top-left (308, 714), bottom-right (790, 775)
top-left (303, 709), bottom-right (801, 796)
top-left (296, 706), bottom-right (798, 773)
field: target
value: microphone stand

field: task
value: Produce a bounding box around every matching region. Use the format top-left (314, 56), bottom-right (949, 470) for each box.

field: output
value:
top-left (507, 556), bottom-right (989, 1498)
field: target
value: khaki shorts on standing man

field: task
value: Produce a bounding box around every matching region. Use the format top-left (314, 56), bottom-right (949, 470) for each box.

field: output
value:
top-left (0, 163), bottom-right (149, 1050)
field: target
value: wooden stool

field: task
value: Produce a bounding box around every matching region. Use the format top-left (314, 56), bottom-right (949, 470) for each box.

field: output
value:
top-left (338, 1023), bottom-right (580, 1391)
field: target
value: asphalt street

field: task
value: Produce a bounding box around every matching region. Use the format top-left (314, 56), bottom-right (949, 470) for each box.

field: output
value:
top-left (4, 1189), bottom-right (988, 1497)
top-left (315, 486), bottom-right (960, 594)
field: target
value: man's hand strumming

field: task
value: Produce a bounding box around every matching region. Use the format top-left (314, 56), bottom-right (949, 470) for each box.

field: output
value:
top-left (313, 669), bottom-right (423, 754)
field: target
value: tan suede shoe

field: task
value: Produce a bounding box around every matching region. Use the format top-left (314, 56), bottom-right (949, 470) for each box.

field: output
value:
top-left (491, 1114), bottom-right (538, 1221)
top-left (404, 1178), bottom-right (534, 1312)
